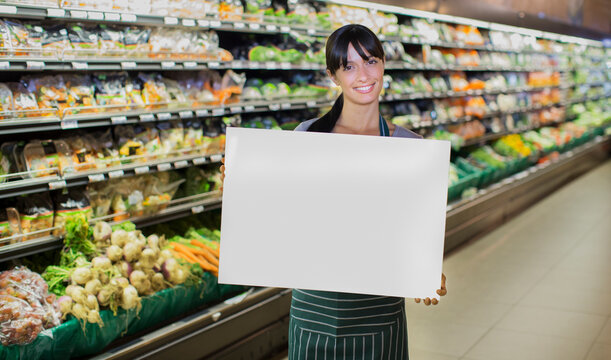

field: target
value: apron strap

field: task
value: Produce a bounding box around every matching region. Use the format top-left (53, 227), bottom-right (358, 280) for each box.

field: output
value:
top-left (379, 114), bottom-right (390, 137)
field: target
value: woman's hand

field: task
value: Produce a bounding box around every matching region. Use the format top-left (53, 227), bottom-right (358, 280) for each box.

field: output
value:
top-left (219, 157), bottom-right (225, 192)
top-left (414, 273), bottom-right (446, 306)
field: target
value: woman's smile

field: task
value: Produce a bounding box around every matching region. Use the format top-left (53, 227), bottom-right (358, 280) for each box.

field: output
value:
top-left (354, 83), bottom-right (375, 94)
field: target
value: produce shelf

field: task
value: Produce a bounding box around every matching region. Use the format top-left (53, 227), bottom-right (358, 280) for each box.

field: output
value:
top-left (384, 61), bottom-right (569, 72)
top-left (0, 151), bottom-right (224, 199)
top-left (382, 85), bottom-right (562, 103)
top-left (460, 118), bottom-right (566, 147)
top-left (0, 192), bottom-right (222, 262)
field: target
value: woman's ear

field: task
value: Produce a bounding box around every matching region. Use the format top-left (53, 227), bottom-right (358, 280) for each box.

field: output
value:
top-left (326, 69), bottom-right (339, 86)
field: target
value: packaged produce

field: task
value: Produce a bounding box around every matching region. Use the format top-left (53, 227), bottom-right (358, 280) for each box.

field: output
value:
top-left (26, 75), bottom-right (69, 113)
top-left (67, 24), bottom-right (99, 54)
top-left (4, 20), bottom-right (29, 55)
top-left (98, 24), bottom-right (124, 55)
top-left (115, 125), bottom-right (144, 162)
top-left (93, 73), bottom-right (128, 109)
top-left (64, 74), bottom-right (97, 114)
top-left (18, 193), bottom-right (54, 240)
top-left (7, 82), bottom-right (38, 116)
top-left (183, 120), bottom-right (204, 152)
top-left (203, 119), bottom-right (225, 155)
top-left (464, 96), bottom-right (488, 118)
top-left (124, 77), bottom-right (146, 108)
top-left (494, 134), bottom-right (533, 157)
top-left (448, 120), bottom-right (486, 140)
top-left (158, 121), bottom-right (184, 155)
top-left (53, 189), bottom-right (92, 237)
top-left (66, 135), bottom-right (98, 171)
top-left (41, 25), bottom-right (70, 57)
top-left (139, 73), bottom-right (171, 107)
top-left (133, 124), bottom-right (161, 160)
top-left (0, 83), bottom-right (12, 118)
top-left (219, 0), bottom-right (244, 20)
top-left (455, 25), bottom-right (484, 45)
top-left (142, 174), bottom-right (185, 214)
top-left (123, 27), bottom-right (151, 57)
top-left (0, 266), bottom-right (61, 346)
top-left (162, 78), bottom-right (189, 107)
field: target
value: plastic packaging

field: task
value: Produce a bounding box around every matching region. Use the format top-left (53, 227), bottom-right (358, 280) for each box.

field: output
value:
top-left (123, 27), bottom-right (151, 58)
top-left (93, 73), bottom-right (128, 109)
top-left (17, 193), bottom-right (54, 240)
top-left (41, 25), bottom-right (70, 57)
top-left (7, 82), bottom-right (38, 117)
top-left (67, 24), bottom-right (99, 54)
top-left (0, 83), bottom-right (12, 119)
top-left (52, 189), bottom-right (92, 236)
top-left (25, 75), bottom-right (69, 113)
top-left (98, 25), bottom-right (124, 55)
top-left (64, 74), bottom-right (97, 114)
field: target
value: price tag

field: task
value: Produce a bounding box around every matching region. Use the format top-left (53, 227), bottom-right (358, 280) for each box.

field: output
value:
top-left (249, 23), bottom-right (261, 30)
top-left (231, 60), bottom-right (244, 68)
top-left (105, 12), bottom-right (120, 21)
top-left (212, 108), bottom-right (225, 116)
top-left (71, 10), bottom-right (88, 18)
top-left (248, 62), bottom-right (260, 69)
top-left (244, 105), bottom-right (255, 112)
top-left (198, 19), bottom-right (210, 27)
top-left (88, 11), bottom-right (103, 20)
top-left (121, 61), bottom-right (136, 69)
top-left (230, 106), bottom-right (242, 114)
top-left (26, 61), bottom-right (45, 70)
top-left (49, 180), bottom-right (67, 190)
top-left (61, 119), bottom-right (78, 129)
top-left (134, 166), bottom-right (149, 174)
top-left (193, 157), bottom-right (207, 165)
top-left (139, 114), bottom-right (155, 122)
top-left (183, 19), bottom-right (196, 27)
top-left (307, 101), bottom-right (317, 108)
top-left (108, 170), bottom-right (124, 179)
top-left (174, 160), bottom-right (189, 168)
top-left (47, 8), bottom-right (65, 17)
top-left (281, 103), bottom-right (291, 110)
top-left (0, 61), bottom-right (10, 70)
top-left (196, 109), bottom-right (209, 117)
top-left (265, 61), bottom-right (276, 69)
top-left (157, 163), bottom-right (172, 172)
top-left (179, 110), bottom-right (193, 119)
top-left (280, 26), bottom-right (290, 33)
top-left (265, 24), bottom-right (277, 32)
top-left (88, 173), bottom-right (105, 183)
top-left (208, 61), bottom-right (220, 68)
top-left (210, 20), bottom-right (222, 28)
top-left (161, 61), bottom-right (176, 69)
top-left (111, 115), bottom-right (127, 124)
top-left (71, 61), bottom-right (88, 70)
top-left (307, 28), bottom-right (316, 35)
top-left (183, 61), bottom-right (198, 68)
top-left (433, 92), bottom-right (441, 97)
top-left (210, 154), bottom-right (223, 162)
top-left (233, 22), bottom-right (246, 29)
top-left (157, 112), bottom-right (172, 121)
top-left (191, 205), bottom-right (204, 214)
top-left (280, 62), bottom-right (291, 69)
top-left (269, 104), bottom-right (280, 111)
top-left (121, 13), bottom-right (137, 22)
top-left (164, 17), bottom-right (178, 25)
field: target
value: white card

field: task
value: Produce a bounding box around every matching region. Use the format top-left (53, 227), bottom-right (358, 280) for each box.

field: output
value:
top-left (219, 127), bottom-right (449, 299)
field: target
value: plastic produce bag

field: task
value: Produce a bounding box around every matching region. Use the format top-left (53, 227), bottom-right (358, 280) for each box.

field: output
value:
top-left (93, 73), bottom-right (128, 110)
top-left (64, 74), bottom-right (97, 114)
top-left (52, 189), bottom-right (92, 237)
top-left (17, 193), bottom-right (54, 241)
top-left (7, 82), bottom-right (38, 117)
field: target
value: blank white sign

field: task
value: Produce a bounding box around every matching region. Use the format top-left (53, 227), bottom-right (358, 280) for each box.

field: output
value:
top-left (219, 127), bottom-right (450, 299)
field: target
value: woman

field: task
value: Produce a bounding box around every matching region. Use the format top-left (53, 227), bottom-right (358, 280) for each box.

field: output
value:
top-left (222, 24), bottom-right (447, 359)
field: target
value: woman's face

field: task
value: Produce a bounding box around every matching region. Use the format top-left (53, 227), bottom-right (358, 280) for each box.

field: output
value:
top-left (328, 43), bottom-right (384, 106)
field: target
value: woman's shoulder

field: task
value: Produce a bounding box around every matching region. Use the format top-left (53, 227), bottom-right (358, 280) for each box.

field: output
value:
top-left (392, 125), bottom-right (423, 139)
top-left (294, 118), bottom-right (317, 132)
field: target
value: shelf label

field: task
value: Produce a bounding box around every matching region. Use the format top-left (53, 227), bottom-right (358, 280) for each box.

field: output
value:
top-left (210, 154), bottom-right (223, 162)
top-left (280, 103), bottom-right (291, 110)
top-left (198, 19), bottom-right (210, 28)
top-left (88, 173), bottom-right (105, 183)
top-left (233, 22), bottom-right (245, 29)
top-left (195, 109), bottom-right (209, 117)
top-left (71, 61), bottom-right (88, 70)
top-left (120, 13), bottom-right (137, 22)
top-left (265, 61), bottom-right (276, 69)
top-left (231, 60), bottom-right (245, 68)
top-left (108, 170), bottom-right (124, 178)
top-left (26, 61), bottom-right (45, 70)
top-left (49, 180), bottom-right (67, 190)
top-left (243, 105), bottom-right (255, 112)
top-left (265, 24), bottom-right (277, 32)
top-left (306, 101), bottom-right (317, 108)
top-left (71, 10), bottom-right (88, 18)
top-left (280, 62), bottom-right (291, 69)
top-left (230, 106), bottom-right (242, 114)
top-left (121, 61), bottom-right (137, 69)
top-left (249, 23), bottom-right (261, 30)
top-left (208, 61), bottom-right (220, 68)
top-left (183, 61), bottom-right (197, 69)
top-left (212, 108), bottom-right (225, 116)
top-left (134, 166), bottom-right (149, 175)
top-left (192, 157), bottom-right (207, 165)
top-left (248, 62), bottom-right (260, 69)
top-left (47, 8), bottom-right (65, 17)
top-left (174, 160), bottom-right (189, 168)
top-left (161, 61), bottom-right (176, 69)
top-left (139, 114), bottom-right (155, 122)
top-left (307, 28), bottom-right (316, 35)
top-left (105, 12), bottom-right (121, 21)
top-left (0, 61), bottom-right (9, 70)
top-left (61, 119), bottom-right (78, 129)
top-left (210, 20), bottom-right (221, 28)
top-left (179, 110), bottom-right (193, 119)
top-left (157, 112), bottom-right (172, 121)
top-left (280, 26), bottom-right (290, 33)
top-left (157, 163), bottom-right (172, 172)
top-left (268, 104), bottom-right (281, 111)
top-left (182, 19), bottom-right (196, 27)
top-left (164, 16), bottom-right (178, 25)
top-left (191, 205), bottom-right (204, 214)
top-left (88, 11), bottom-right (103, 20)
top-left (111, 115), bottom-right (127, 124)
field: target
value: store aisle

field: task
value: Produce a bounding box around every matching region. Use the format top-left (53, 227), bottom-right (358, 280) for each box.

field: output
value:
top-left (406, 160), bottom-right (611, 360)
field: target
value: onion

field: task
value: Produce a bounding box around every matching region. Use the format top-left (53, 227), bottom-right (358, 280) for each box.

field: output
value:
top-left (123, 242), bottom-right (141, 262)
top-left (85, 294), bottom-right (99, 311)
top-left (106, 245), bottom-right (123, 262)
top-left (121, 285), bottom-right (140, 310)
top-left (151, 273), bottom-right (165, 292)
top-left (111, 229), bottom-right (128, 247)
top-left (87, 309), bottom-right (102, 325)
top-left (93, 221), bottom-right (112, 243)
top-left (66, 285), bottom-right (86, 304)
top-left (97, 287), bottom-right (113, 307)
top-left (91, 256), bottom-right (112, 270)
top-left (58, 296), bottom-right (73, 315)
top-left (85, 279), bottom-right (102, 295)
top-left (71, 267), bottom-right (93, 285)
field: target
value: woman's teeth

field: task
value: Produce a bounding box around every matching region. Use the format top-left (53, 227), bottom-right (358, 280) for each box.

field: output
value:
top-left (354, 84), bottom-right (374, 93)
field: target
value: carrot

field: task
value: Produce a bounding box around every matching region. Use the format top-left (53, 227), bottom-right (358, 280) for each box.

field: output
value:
top-left (189, 246), bottom-right (219, 267)
top-left (171, 244), bottom-right (217, 272)
top-left (190, 239), bottom-right (220, 259)
top-left (194, 254), bottom-right (219, 272)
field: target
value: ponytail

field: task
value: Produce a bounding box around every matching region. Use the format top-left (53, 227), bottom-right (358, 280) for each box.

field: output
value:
top-left (307, 93), bottom-right (343, 133)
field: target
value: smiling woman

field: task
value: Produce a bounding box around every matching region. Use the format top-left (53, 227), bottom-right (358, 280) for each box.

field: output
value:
top-left (289, 24), bottom-right (447, 360)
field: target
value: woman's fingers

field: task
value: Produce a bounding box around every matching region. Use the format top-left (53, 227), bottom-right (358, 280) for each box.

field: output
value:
top-left (414, 298), bottom-right (421, 303)
top-left (436, 288), bottom-right (447, 296)
top-left (424, 297), bottom-right (431, 306)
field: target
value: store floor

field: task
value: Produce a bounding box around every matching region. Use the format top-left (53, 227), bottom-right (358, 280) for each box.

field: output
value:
top-left (405, 159), bottom-right (611, 360)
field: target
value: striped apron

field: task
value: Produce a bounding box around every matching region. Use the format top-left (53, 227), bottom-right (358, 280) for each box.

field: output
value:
top-left (288, 116), bottom-right (408, 360)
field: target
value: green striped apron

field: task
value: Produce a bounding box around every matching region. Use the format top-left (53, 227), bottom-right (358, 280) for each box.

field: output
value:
top-left (288, 115), bottom-right (408, 360)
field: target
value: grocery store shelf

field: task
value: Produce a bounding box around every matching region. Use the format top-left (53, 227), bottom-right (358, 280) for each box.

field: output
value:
top-left (445, 134), bottom-right (611, 251)
top-left (0, 98), bottom-right (333, 135)
top-left (460, 118), bottom-right (565, 147)
top-left (565, 94), bottom-right (610, 105)
top-left (0, 151), bottom-right (223, 199)
top-left (0, 233), bottom-right (62, 263)
top-left (384, 61), bottom-right (569, 72)
top-left (92, 287), bottom-right (292, 360)
top-left (382, 85), bottom-right (561, 103)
